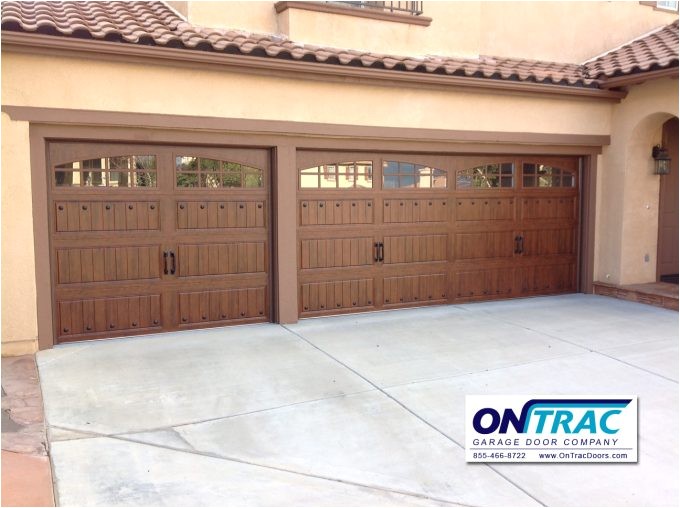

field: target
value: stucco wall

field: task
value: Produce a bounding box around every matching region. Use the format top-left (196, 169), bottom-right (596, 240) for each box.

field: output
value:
top-left (181, 1), bottom-right (677, 62)
top-left (1, 113), bottom-right (38, 355)
top-left (1, 53), bottom-right (612, 133)
top-left (595, 78), bottom-right (679, 285)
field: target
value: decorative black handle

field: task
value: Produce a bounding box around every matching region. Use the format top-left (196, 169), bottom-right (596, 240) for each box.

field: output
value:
top-left (170, 251), bottom-right (176, 275)
top-left (378, 242), bottom-right (385, 262)
top-left (163, 251), bottom-right (169, 275)
top-left (519, 236), bottom-right (524, 254)
top-left (514, 236), bottom-right (521, 254)
top-left (374, 242), bottom-right (380, 262)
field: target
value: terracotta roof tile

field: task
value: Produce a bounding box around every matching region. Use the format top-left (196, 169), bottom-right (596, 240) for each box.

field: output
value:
top-left (1, 1), bottom-right (677, 89)
top-left (584, 20), bottom-right (679, 79)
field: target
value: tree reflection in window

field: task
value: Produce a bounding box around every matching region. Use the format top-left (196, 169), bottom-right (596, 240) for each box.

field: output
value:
top-left (382, 161), bottom-right (447, 189)
top-left (456, 163), bottom-right (514, 189)
top-left (55, 155), bottom-right (157, 188)
top-left (522, 163), bottom-right (575, 188)
top-left (175, 157), bottom-right (264, 188)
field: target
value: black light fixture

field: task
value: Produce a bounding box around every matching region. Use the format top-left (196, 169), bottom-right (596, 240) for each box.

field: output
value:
top-left (652, 144), bottom-right (671, 175)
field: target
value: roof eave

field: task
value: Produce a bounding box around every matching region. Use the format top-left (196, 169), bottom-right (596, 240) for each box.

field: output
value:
top-left (0, 31), bottom-right (627, 101)
top-left (598, 66), bottom-right (679, 89)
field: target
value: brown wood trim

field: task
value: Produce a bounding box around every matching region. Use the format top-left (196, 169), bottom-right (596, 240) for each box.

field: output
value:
top-left (273, 145), bottom-right (298, 323)
top-left (599, 67), bottom-right (679, 89)
top-left (1, 32), bottom-right (626, 101)
top-left (28, 125), bottom-right (53, 350)
top-left (580, 154), bottom-right (597, 294)
top-left (274, 1), bottom-right (433, 26)
top-left (4, 106), bottom-right (610, 149)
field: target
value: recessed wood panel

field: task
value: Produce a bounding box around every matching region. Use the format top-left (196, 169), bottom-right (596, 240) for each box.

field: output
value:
top-left (517, 263), bottom-right (575, 294)
top-left (383, 199), bottom-right (448, 223)
top-left (299, 199), bottom-right (374, 225)
top-left (177, 242), bottom-right (266, 277)
top-left (178, 287), bottom-right (266, 325)
top-left (57, 294), bottom-right (161, 341)
top-left (454, 231), bottom-right (514, 260)
top-left (56, 246), bottom-right (161, 284)
top-left (300, 279), bottom-right (374, 313)
top-left (300, 237), bottom-right (374, 269)
top-left (456, 269), bottom-right (514, 299)
top-left (54, 201), bottom-right (160, 232)
top-left (383, 234), bottom-right (447, 264)
top-left (176, 200), bottom-right (265, 229)
top-left (522, 228), bottom-right (576, 256)
top-left (521, 197), bottom-right (576, 220)
top-left (455, 197), bottom-right (514, 221)
top-left (383, 273), bottom-right (447, 305)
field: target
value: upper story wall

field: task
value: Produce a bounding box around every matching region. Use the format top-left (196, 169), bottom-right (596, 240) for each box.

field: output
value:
top-left (173, 1), bottom-right (678, 62)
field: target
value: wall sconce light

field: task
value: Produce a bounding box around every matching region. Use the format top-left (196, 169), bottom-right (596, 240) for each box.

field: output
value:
top-left (652, 145), bottom-right (671, 175)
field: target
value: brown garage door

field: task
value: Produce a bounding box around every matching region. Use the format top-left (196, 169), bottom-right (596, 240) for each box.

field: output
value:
top-left (297, 151), bottom-right (578, 317)
top-left (48, 143), bottom-right (270, 343)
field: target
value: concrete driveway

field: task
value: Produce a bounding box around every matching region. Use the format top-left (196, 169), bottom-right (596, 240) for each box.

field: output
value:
top-left (37, 294), bottom-right (678, 506)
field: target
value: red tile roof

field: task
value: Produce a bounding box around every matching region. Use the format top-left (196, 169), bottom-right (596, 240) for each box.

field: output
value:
top-left (585, 20), bottom-right (679, 79)
top-left (1, 1), bottom-right (677, 90)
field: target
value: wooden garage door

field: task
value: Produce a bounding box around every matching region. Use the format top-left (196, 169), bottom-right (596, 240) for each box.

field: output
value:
top-left (49, 143), bottom-right (270, 343)
top-left (297, 151), bottom-right (578, 317)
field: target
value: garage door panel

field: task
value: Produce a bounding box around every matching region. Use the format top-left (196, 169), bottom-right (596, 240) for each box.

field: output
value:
top-left (383, 199), bottom-right (448, 223)
top-left (455, 268), bottom-right (515, 300)
top-left (57, 294), bottom-right (162, 342)
top-left (54, 201), bottom-right (161, 232)
top-left (454, 231), bottom-right (515, 260)
top-left (299, 199), bottom-right (374, 226)
top-left (521, 227), bottom-right (577, 256)
top-left (517, 263), bottom-right (575, 294)
top-left (56, 246), bottom-right (162, 284)
top-left (176, 242), bottom-right (266, 277)
top-left (176, 200), bottom-right (266, 229)
top-left (300, 237), bottom-right (374, 269)
top-left (300, 279), bottom-right (374, 314)
top-left (520, 196), bottom-right (577, 220)
top-left (178, 287), bottom-right (267, 326)
top-left (383, 274), bottom-right (447, 306)
top-left (454, 197), bottom-right (515, 222)
top-left (383, 234), bottom-right (447, 264)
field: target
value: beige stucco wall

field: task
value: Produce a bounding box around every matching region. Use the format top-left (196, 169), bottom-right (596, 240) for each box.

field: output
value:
top-left (181, 1), bottom-right (677, 62)
top-left (1, 52), bottom-right (612, 133)
top-left (595, 78), bottom-right (679, 285)
top-left (1, 113), bottom-right (38, 355)
top-left (479, 1), bottom-right (677, 62)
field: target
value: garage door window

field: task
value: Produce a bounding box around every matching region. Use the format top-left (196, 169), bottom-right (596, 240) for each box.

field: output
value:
top-left (522, 163), bottom-right (576, 188)
top-left (176, 156), bottom-right (263, 188)
top-left (456, 163), bottom-right (514, 189)
top-left (382, 161), bottom-right (447, 189)
top-left (300, 161), bottom-right (373, 189)
top-left (55, 155), bottom-right (157, 188)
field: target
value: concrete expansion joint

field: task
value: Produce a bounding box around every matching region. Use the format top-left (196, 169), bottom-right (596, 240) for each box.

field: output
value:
top-left (592, 350), bottom-right (679, 384)
top-left (280, 325), bottom-right (548, 507)
top-left (488, 315), bottom-right (680, 384)
top-left (379, 350), bottom-right (590, 392)
top-left (52, 424), bottom-right (472, 507)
